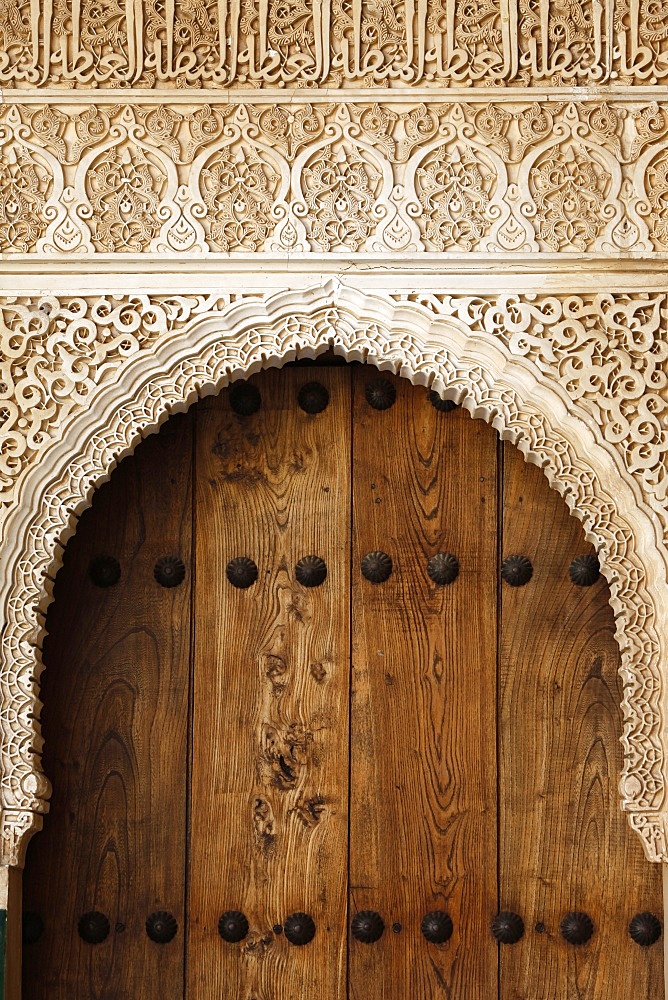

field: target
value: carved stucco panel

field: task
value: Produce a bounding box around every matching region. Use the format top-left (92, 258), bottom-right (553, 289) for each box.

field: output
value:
top-left (1, 282), bottom-right (668, 865)
top-left (1, 0), bottom-right (667, 87)
top-left (4, 100), bottom-right (668, 257)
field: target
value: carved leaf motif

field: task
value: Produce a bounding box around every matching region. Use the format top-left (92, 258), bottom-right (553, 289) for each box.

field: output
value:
top-left (0, 98), bottom-right (663, 256)
top-left (529, 144), bottom-right (611, 251)
top-left (0, 144), bottom-right (52, 252)
top-left (86, 144), bottom-right (167, 252)
top-left (301, 142), bottom-right (383, 251)
top-left (416, 143), bottom-right (496, 251)
top-left (200, 146), bottom-right (280, 251)
top-left (644, 149), bottom-right (668, 249)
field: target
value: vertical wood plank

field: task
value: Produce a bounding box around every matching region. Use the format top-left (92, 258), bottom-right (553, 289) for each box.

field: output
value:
top-left (188, 369), bottom-right (351, 999)
top-left (22, 413), bottom-right (193, 1000)
top-left (349, 372), bottom-right (499, 998)
top-left (499, 444), bottom-right (664, 999)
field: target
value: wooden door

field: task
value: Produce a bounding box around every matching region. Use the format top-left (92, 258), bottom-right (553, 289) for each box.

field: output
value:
top-left (23, 365), bottom-right (664, 1000)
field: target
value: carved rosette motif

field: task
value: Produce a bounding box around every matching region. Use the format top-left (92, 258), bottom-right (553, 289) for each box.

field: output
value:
top-left (1, 100), bottom-right (668, 256)
top-left (1, 284), bottom-right (668, 865)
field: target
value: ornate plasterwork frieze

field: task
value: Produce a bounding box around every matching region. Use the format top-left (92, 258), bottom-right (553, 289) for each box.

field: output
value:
top-left (1, 0), bottom-right (668, 88)
top-left (1, 282), bottom-right (668, 865)
top-left (3, 98), bottom-right (668, 256)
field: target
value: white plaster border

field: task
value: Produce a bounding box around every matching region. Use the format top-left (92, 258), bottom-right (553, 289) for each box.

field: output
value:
top-left (1, 278), bottom-right (668, 868)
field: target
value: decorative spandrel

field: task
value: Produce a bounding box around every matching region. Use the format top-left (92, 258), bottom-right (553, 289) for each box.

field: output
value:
top-left (1, 0), bottom-right (666, 88)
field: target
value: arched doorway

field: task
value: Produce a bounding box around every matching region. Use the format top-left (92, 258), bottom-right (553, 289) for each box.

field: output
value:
top-left (21, 363), bottom-right (663, 998)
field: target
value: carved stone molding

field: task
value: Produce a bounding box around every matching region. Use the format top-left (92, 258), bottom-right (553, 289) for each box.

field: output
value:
top-left (1, 280), bottom-right (668, 865)
top-left (2, 0), bottom-right (668, 88)
top-left (4, 98), bottom-right (668, 256)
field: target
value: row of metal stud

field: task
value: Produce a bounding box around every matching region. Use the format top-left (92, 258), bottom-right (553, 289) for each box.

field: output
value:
top-left (224, 552), bottom-right (600, 589)
top-left (88, 554), bottom-right (186, 588)
top-left (212, 908), bottom-right (665, 948)
top-left (227, 380), bottom-right (455, 417)
top-left (491, 910), bottom-right (662, 947)
top-left (88, 552), bottom-right (601, 590)
top-left (23, 911), bottom-right (179, 946)
top-left (25, 905), bottom-right (661, 949)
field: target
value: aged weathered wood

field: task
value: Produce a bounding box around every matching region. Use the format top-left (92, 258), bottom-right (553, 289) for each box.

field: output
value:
top-left (22, 413), bottom-right (193, 999)
top-left (19, 368), bottom-right (667, 999)
top-left (188, 369), bottom-right (351, 998)
top-left (499, 444), bottom-right (664, 999)
top-left (349, 372), bottom-right (500, 998)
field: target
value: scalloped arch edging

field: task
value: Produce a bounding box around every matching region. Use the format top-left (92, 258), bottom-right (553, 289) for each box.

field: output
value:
top-left (1, 280), bottom-right (668, 865)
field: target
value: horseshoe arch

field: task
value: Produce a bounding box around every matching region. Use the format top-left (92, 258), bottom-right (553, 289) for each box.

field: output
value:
top-left (1, 279), bottom-right (667, 875)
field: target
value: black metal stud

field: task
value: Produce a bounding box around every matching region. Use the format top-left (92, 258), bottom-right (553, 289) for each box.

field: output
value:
top-left (226, 557), bottom-right (258, 589)
top-left (218, 911), bottom-right (249, 943)
top-left (491, 912), bottom-right (524, 944)
top-left (295, 556), bottom-right (327, 587)
top-left (298, 382), bottom-right (330, 414)
top-left (361, 551), bottom-right (393, 584)
top-left (501, 555), bottom-right (533, 587)
top-left (230, 383), bottom-right (261, 416)
top-left (569, 554), bottom-right (600, 587)
top-left (78, 911), bottom-right (110, 944)
top-left (146, 911), bottom-right (178, 944)
top-left (421, 910), bottom-right (453, 944)
top-left (629, 912), bottom-right (662, 947)
top-left (365, 379), bottom-right (396, 411)
top-left (560, 911), bottom-right (594, 945)
top-left (153, 555), bottom-right (185, 588)
top-left (427, 553), bottom-right (459, 586)
top-left (284, 912), bottom-right (316, 946)
top-left (89, 556), bottom-right (121, 588)
top-left (22, 912), bottom-right (44, 945)
top-left (429, 390), bottom-right (458, 413)
top-left (352, 910), bottom-right (385, 943)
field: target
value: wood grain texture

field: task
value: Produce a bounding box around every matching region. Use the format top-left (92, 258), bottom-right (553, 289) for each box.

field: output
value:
top-left (349, 372), bottom-right (500, 999)
top-left (188, 369), bottom-right (351, 999)
top-left (21, 369), bottom-right (666, 1000)
top-left (22, 412), bottom-right (193, 1000)
top-left (499, 443), bottom-right (664, 999)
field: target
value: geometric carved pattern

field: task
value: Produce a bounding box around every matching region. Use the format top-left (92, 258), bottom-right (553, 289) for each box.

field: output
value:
top-left (1, 0), bottom-right (668, 87)
top-left (1, 282), bottom-right (668, 866)
top-left (3, 100), bottom-right (668, 255)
